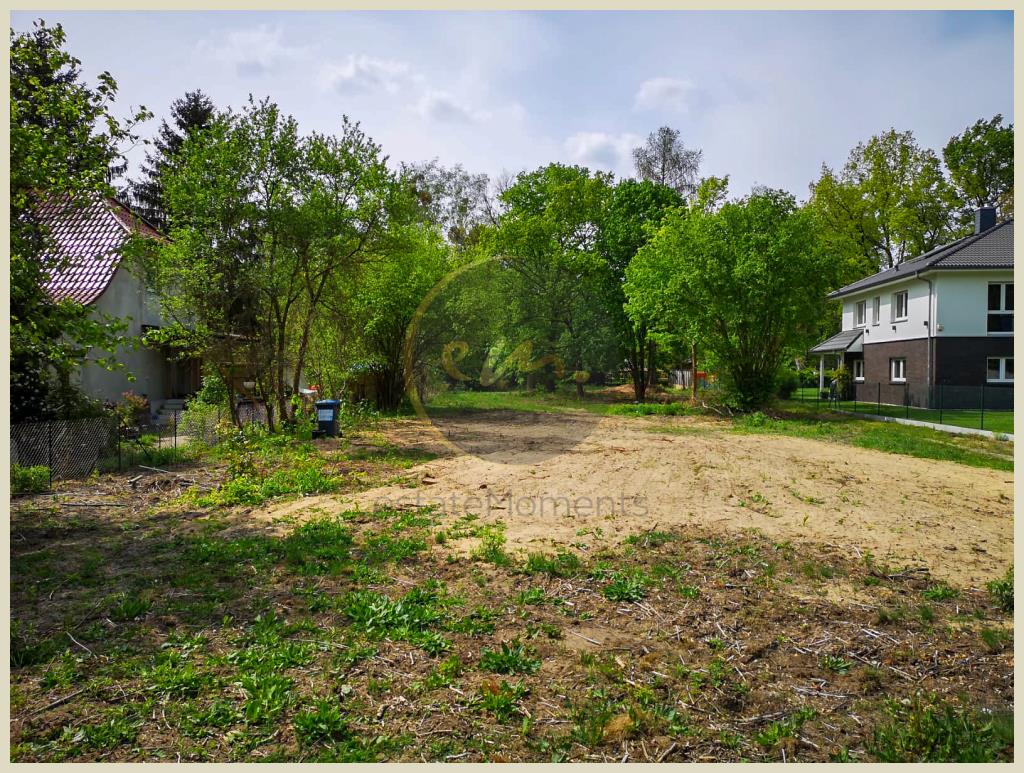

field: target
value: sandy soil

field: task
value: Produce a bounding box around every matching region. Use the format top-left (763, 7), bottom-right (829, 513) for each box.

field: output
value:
top-left (266, 411), bottom-right (1013, 588)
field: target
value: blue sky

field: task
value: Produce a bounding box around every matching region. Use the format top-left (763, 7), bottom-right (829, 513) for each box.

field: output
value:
top-left (11, 10), bottom-right (1013, 199)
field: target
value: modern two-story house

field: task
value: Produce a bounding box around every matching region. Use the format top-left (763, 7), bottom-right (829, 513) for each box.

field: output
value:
top-left (811, 207), bottom-right (1013, 408)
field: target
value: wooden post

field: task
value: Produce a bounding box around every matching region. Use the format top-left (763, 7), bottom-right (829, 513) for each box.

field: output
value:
top-left (691, 344), bottom-right (698, 402)
top-left (818, 354), bottom-right (825, 394)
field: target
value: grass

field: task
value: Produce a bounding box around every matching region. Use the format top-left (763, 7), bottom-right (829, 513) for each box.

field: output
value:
top-left (8, 424), bottom-right (1013, 762)
top-left (736, 403), bottom-right (1013, 471)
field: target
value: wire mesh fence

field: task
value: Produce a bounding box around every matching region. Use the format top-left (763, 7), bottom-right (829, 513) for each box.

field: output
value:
top-left (792, 380), bottom-right (1014, 434)
top-left (10, 401), bottom-right (272, 490)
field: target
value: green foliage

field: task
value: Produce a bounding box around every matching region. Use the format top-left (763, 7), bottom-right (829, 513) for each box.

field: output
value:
top-left (240, 673), bottom-right (294, 724)
top-left (479, 639), bottom-right (541, 675)
top-left (756, 707), bottom-right (816, 748)
top-left (601, 571), bottom-right (650, 602)
top-left (922, 583), bottom-right (960, 602)
top-left (522, 551), bottom-right (583, 578)
top-left (627, 188), bottom-right (830, 409)
top-left (294, 699), bottom-right (349, 747)
top-left (340, 581), bottom-right (453, 654)
top-left (986, 566), bottom-right (1013, 613)
top-left (10, 20), bottom-right (148, 421)
top-left (10, 464), bottom-right (49, 494)
top-left (475, 679), bottom-right (528, 721)
top-left (868, 697), bottom-right (1012, 762)
top-left (943, 114), bottom-right (1014, 219)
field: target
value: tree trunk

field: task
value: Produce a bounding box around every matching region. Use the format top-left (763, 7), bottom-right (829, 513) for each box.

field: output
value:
top-left (647, 341), bottom-right (658, 388)
top-left (690, 343), bottom-right (698, 402)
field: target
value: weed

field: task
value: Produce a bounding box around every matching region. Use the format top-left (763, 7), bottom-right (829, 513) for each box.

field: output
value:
top-left (756, 707), bottom-right (816, 748)
top-left (294, 698), bottom-right (349, 747)
top-left (281, 518), bottom-right (353, 575)
top-left (144, 651), bottom-right (214, 697)
top-left (516, 587), bottom-right (547, 606)
top-left (446, 606), bottom-right (497, 637)
top-left (522, 551), bottom-right (582, 578)
top-left (868, 696), bottom-right (1012, 762)
top-left (475, 679), bottom-right (527, 722)
top-left (624, 530), bottom-right (676, 548)
top-left (10, 621), bottom-right (62, 668)
top-left (75, 705), bottom-right (144, 750)
top-left (240, 673), bottom-right (293, 724)
top-left (876, 606), bottom-right (907, 625)
top-left (821, 655), bottom-right (853, 675)
top-left (177, 699), bottom-right (242, 738)
top-left (109, 591), bottom-right (152, 622)
top-left (602, 571), bottom-right (649, 602)
top-left (479, 639), bottom-right (541, 675)
top-left (922, 583), bottom-right (960, 602)
top-left (986, 566), bottom-right (1013, 613)
top-left (421, 655), bottom-right (463, 691)
top-left (979, 627), bottom-right (1011, 653)
top-left (678, 584), bottom-right (700, 599)
top-left (11, 464), bottom-right (49, 494)
top-left (473, 526), bottom-right (512, 567)
top-left (526, 622), bottom-right (563, 640)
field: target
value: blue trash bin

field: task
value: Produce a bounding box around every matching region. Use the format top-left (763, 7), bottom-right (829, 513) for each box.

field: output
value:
top-left (314, 399), bottom-right (341, 438)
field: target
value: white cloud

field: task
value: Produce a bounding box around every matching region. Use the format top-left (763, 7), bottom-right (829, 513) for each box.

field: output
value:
top-left (318, 54), bottom-right (415, 94)
top-left (634, 76), bottom-right (698, 113)
top-left (564, 131), bottom-right (641, 173)
top-left (414, 90), bottom-right (489, 124)
top-left (198, 25), bottom-right (308, 77)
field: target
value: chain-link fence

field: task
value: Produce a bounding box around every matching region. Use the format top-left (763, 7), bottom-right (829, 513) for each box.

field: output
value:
top-left (792, 381), bottom-right (1013, 435)
top-left (10, 401), bottom-right (272, 489)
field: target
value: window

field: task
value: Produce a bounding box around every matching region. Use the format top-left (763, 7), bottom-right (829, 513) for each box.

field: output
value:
top-left (855, 300), bottom-right (867, 327)
top-left (987, 282), bottom-right (1013, 334)
top-left (853, 360), bottom-right (864, 381)
top-left (890, 358), bottom-right (906, 383)
top-left (987, 357), bottom-right (1014, 383)
top-left (892, 291), bottom-right (908, 321)
top-left (872, 296), bottom-right (880, 326)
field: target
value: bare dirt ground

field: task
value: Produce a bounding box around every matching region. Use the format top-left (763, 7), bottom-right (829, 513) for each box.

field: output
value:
top-left (283, 411), bottom-right (1014, 589)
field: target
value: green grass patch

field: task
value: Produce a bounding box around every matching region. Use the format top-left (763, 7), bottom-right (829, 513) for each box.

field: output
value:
top-left (868, 696), bottom-right (1013, 762)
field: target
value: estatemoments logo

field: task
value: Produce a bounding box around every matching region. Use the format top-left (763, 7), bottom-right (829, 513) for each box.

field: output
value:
top-left (402, 256), bottom-right (605, 464)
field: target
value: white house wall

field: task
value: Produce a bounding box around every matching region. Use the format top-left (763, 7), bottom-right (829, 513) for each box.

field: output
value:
top-left (933, 270), bottom-right (1014, 337)
top-left (840, 276), bottom-right (933, 344)
top-left (76, 266), bottom-right (171, 412)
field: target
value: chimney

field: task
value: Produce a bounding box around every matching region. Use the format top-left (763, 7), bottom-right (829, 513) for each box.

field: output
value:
top-left (975, 205), bottom-right (997, 234)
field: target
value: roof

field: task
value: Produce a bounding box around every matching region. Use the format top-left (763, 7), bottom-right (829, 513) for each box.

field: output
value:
top-left (829, 220), bottom-right (1014, 299)
top-left (37, 195), bottom-right (163, 305)
top-left (810, 328), bottom-right (863, 354)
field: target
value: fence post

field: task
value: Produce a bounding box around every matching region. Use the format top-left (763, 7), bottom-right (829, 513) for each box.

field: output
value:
top-left (47, 420), bottom-right (53, 489)
top-left (877, 382), bottom-right (881, 416)
top-left (117, 419), bottom-right (122, 473)
top-left (980, 383), bottom-right (985, 431)
top-left (173, 410), bottom-right (178, 450)
top-left (938, 383), bottom-right (944, 425)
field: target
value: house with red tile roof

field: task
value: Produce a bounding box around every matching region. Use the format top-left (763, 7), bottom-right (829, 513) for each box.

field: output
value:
top-left (39, 196), bottom-right (202, 418)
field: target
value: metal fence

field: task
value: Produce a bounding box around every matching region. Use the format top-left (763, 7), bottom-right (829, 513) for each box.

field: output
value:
top-left (793, 381), bottom-right (1014, 434)
top-left (10, 401), bottom-right (272, 488)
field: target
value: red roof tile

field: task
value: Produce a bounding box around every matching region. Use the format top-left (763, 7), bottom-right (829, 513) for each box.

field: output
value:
top-left (38, 196), bottom-right (163, 305)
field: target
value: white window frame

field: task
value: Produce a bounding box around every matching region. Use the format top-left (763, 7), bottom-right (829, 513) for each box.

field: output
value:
top-left (853, 359), bottom-right (864, 382)
top-left (986, 356), bottom-right (1014, 384)
top-left (987, 282), bottom-right (1013, 336)
top-left (872, 296), bottom-right (880, 326)
top-left (890, 358), bottom-right (906, 383)
top-left (892, 291), bottom-right (908, 322)
top-left (855, 300), bottom-right (867, 328)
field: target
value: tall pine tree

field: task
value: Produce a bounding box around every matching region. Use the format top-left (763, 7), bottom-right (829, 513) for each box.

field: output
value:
top-left (131, 90), bottom-right (215, 229)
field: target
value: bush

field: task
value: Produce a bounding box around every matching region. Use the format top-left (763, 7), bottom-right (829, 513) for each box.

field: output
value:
top-left (776, 368), bottom-right (800, 399)
top-left (11, 464), bottom-right (49, 494)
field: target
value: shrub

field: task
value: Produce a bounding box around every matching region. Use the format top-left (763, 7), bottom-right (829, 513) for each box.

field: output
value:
top-left (776, 368), bottom-right (800, 399)
top-left (11, 464), bottom-right (49, 494)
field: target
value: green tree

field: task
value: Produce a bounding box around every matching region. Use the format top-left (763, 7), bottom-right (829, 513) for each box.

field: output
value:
top-left (943, 114), bottom-right (1014, 221)
top-left (485, 163), bottom-right (617, 396)
top-left (10, 19), bottom-right (150, 421)
top-left (598, 179), bottom-right (682, 401)
top-left (809, 129), bottom-right (955, 279)
top-left (136, 98), bottom-right (404, 427)
top-left (130, 89), bottom-right (216, 230)
top-left (627, 189), bottom-right (829, 409)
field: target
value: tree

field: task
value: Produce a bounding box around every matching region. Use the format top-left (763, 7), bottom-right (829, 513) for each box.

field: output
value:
top-left (130, 90), bottom-right (216, 230)
top-left (10, 20), bottom-right (150, 421)
top-left (136, 98), bottom-right (405, 427)
top-left (486, 163), bottom-right (617, 396)
top-left (632, 127), bottom-right (702, 198)
top-left (401, 160), bottom-right (497, 247)
top-left (944, 114), bottom-right (1014, 220)
top-left (598, 179), bottom-right (682, 401)
top-left (809, 129), bottom-right (955, 280)
top-left (626, 189), bottom-right (829, 409)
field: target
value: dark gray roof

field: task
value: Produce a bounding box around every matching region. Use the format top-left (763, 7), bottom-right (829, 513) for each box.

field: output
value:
top-left (829, 220), bottom-right (1013, 299)
top-left (810, 329), bottom-right (863, 354)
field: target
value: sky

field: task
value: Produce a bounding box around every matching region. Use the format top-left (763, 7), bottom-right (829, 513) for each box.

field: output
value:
top-left (10, 10), bottom-right (1014, 200)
